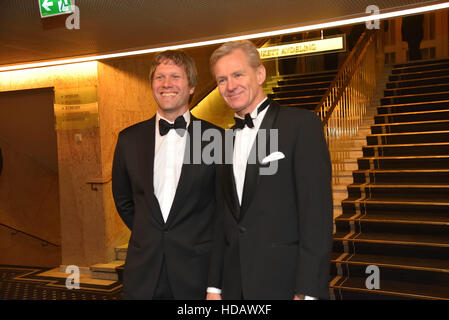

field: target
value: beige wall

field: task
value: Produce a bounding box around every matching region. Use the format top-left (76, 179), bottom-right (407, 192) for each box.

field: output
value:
top-left (0, 62), bottom-right (105, 267)
top-left (97, 56), bottom-right (157, 262)
top-left (0, 88), bottom-right (60, 267)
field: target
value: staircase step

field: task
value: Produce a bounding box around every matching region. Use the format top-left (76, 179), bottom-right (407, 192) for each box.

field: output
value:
top-left (273, 95), bottom-right (323, 105)
top-left (90, 260), bottom-right (124, 281)
top-left (333, 236), bottom-right (449, 259)
top-left (353, 169), bottom-right (449, 184)
top-left (330, 266), bottom-right (449, 300)
top-left (358, 155), bottom-right (449, 170)
top-left (334, 224), bottom-right (449, 246)
top-left (273, 81), bottom-right (332, 92)
top-left (362, 142), bottom-right (449, 157)
top-left (366, 130), bottom-right (449, 145)
top-left (393, 57), bottom-right (449, 69)
top-left (377, 100), bottom-right (449, 114)
top-left (115, 244), bottom-right (128, 260)
top-left (389, 68), bottom-right (449, 82)
top-left (281, 102), bottom-right (318, 110)
top-left (375, 109), bottom-right (449, 124)
top-left (387, 75), bottom-right (449, 90)
top-left (341, 198), bottom-right (449, 216)
top-left (268, 87), bottom-right (327, 99)
top-left (336, 210), bottom-right (449, 224)
top-left (381, 91), bottom-right (449, 106)
top-left (330, 283), bottom-right (419, 300)
top-left (335, 217), bottom-right (449, 240)
top-left (333, 254), bottom-right (449, 278)
top-left (392, 61), bottom-right (449, 74)
top-left (272, 70), bottom-right (337, 81)
top-left (347, 183), bottom-right (449, 200)
top-left (278, 74), bottom-right (335, 86)
top-left (371, 120), bottom-right (449, 134)
top-left (384, 83), bottom-right (449, 97)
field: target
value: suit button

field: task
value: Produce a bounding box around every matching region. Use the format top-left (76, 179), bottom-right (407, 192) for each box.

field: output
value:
top-left (239, 226), bottom-right (246, 234)
top-left (163, 230), bottom-right (169, 234)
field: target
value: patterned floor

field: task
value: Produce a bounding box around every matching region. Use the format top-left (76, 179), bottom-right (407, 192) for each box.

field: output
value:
top-left (0, 265), bottom-right (123, 300)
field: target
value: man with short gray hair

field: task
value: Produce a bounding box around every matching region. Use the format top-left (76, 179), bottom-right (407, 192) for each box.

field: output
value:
top-left (207, 40), bottom-right (333, 300)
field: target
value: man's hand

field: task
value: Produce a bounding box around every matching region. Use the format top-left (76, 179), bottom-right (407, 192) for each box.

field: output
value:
top-left (293, 294), bottom-right (305, 300)
top-left (207, 293), bottom-right (222, 300)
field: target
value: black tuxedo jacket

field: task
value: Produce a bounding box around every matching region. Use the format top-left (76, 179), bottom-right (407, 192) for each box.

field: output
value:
top-left (209, 101), bottom-right (333, 299)
top-left (112, 114), bottom-right (221, 299)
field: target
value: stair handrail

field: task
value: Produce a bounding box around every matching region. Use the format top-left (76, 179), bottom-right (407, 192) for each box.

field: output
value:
top-left (314, 28), bottom-right (384, 185)
top-left (314, 29), bottom-right (379, 125)
top-left (0, 222), bottom-right (60, 247)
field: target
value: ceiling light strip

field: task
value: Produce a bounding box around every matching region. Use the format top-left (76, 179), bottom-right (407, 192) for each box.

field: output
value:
top-left (1, 1), bottom-right (448, 72)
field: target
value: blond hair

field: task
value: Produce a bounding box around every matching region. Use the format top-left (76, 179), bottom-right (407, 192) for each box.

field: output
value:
top-left (149, 50), bottom-right (198, 88)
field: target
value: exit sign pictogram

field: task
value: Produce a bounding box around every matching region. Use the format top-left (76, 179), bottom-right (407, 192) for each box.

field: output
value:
top-left (39, 0), bottom-right (73, 18)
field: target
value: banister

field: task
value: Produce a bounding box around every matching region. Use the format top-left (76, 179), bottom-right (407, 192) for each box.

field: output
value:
top-left (315, 29), bottom-right (377, 124)
top-left (0, 222), bottom-right (60, 247)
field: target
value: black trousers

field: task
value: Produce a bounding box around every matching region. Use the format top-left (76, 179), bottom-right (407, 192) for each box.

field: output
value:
top-left (153, 256), bottom-right (174, 300)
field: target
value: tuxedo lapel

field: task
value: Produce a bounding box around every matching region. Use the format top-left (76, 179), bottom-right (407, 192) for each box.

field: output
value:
top-left (223, 162), bottom-right (241, 221)
top-left (137, 117), bottom-right (165, 226)
top-left (221, 126), bottom-right (242, 221)
top-left (240, 101), bottom-right (279, 221)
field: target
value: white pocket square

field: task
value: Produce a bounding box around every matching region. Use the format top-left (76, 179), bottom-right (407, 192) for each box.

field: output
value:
top-left (261, 151), bottom-right (285, 164)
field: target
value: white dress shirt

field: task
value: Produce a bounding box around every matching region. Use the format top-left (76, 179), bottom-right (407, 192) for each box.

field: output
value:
top-left (153, 110), bottom-right (190, 222)
top-left (233, 98), bottom-right (269, 205)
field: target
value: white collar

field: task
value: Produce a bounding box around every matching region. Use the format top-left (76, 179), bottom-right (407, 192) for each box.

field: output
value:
top-left (156, 109), bottom-right (191, 126)
top-left (234, 97), bottom-right (268, 120)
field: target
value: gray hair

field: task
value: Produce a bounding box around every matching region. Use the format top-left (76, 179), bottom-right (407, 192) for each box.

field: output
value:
top-left (210, 40), bottom-right (261, 74)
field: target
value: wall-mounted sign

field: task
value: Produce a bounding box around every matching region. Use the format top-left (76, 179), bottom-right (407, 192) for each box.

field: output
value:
top-left (258, 36), bottom-right (345, 59)
top-left (54, 86), bottom-right (99, 131)
top-left (39, 0), bottom-right (73, 18)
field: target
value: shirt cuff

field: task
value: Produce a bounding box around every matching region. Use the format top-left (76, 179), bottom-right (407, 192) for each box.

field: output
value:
top-left (304, 295), bottom-right (317, 300)
top-left (207, 287), bottom-right (222, 294)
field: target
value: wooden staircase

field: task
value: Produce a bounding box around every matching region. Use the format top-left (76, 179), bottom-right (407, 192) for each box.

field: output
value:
top-left (90, 244), bottom-right (126, 281)
top-left (330, 57), bottom-right (449, 300)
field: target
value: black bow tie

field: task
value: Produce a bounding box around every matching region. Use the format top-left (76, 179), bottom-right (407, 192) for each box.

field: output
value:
top-left (234, 114), bottom-right (254, 130)
top-left (232, 99), bottom-right (270, 130)
top-left (159, 115), bottom-right (187, 136)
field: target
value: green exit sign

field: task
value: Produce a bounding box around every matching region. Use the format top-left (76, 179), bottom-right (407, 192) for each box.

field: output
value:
top-left (39, 0), bottom-right (73, 18)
